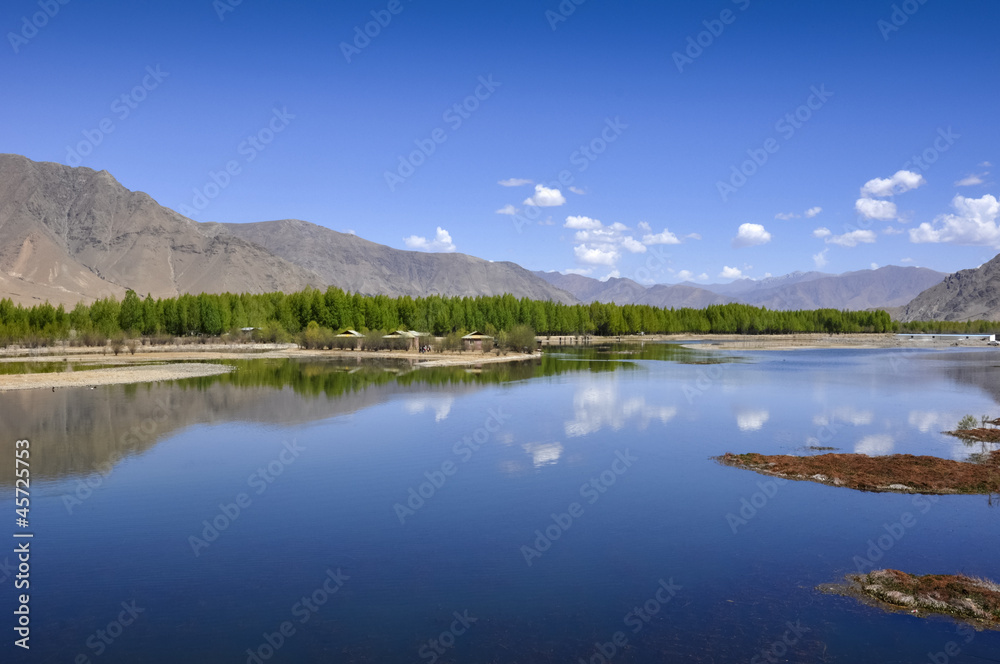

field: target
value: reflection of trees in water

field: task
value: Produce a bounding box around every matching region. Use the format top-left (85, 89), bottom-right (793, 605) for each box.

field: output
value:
top-left (0, 352), bottom-right (648, 485)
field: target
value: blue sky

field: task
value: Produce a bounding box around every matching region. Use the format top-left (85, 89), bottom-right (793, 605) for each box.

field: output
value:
top-left (4, 0), bottom-right (998, 285)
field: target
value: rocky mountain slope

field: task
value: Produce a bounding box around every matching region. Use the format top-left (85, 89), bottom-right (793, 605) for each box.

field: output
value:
top-left (0, 155), bottom-right (574, 306)
top-left (899, 255), bottom-right (1000, 321)
top-left (0, 154), bottom-right (319, 306)
top-left (215, 219), bottom-right (576, 303)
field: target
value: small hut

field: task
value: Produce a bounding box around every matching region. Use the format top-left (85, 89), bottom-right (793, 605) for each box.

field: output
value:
top-left (335, 329), bottom-right (364, 350)
top-left (461, 331), bottom-right (493, 351)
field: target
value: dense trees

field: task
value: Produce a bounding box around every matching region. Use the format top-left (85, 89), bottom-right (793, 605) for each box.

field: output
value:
top-left (0, 285), bottom-right (961, 349)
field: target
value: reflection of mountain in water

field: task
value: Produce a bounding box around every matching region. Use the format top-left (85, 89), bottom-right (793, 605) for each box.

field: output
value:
top-left (933, 353), bottom-right (1000, 406)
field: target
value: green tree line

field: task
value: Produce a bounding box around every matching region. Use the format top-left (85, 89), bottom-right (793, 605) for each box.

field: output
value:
top-left (0, 285), bottom-right (956, 348)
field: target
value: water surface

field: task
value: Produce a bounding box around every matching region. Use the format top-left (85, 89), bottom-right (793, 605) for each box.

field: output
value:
top-left (3, 345), bottom-right (999, 662)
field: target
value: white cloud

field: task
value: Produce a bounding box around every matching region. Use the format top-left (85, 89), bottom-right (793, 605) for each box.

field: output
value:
top-left (564, 384), bottom-right (677, 438)
top-left (855, 198), bottom-right (898, 221)
top-left (882, 226), bottom-right (904, 235)
top-left (697, 273), bottom-right (708, 280)
top-left (719, 266), bottom-right (745, 280)
top-left (495, 204), bottom-right (518, 215)
top-left (732, 223), bottom-right (772, 248)
top-left (871, 262), bottom-right (879, 270)
top-left (345, 229), bottom-right (356, 235)
top-left (524, 184), bottom-right (566, 207)
top-left (827, 229), bottom-right (877, 247)
top-left (564, 215), bottom-right (603, 230)
top-left (909, 194), bottom-right (1000, 247)
top-left (499, 178), bottom-right (532, 187)
top-left (685, 233), bottom-right (701, 240)
top-left (855, 434), bottom-right (894, 456)
top-left (736, 409), bottom-right (770, 431)
top-left (522, 442), bottom-right (563, 468)
top-left (676, 269), bottom-right (694, 281)
top-left (955, 172), bottom-right (988, 187)
top-left (600, 269), bottom-right (620, 281)
top-left (620, 236), bottom-right (647, 253)
top-left (982, 161), bottom-right (994, 167)
top-left (642, 228), bottom-right (681, 245)
top-left (812, 227), bottom-right (831, 238)
top-left (900, 257), bottom-right (914, 263)
top-left (575, 244), bottom-right (619, 266)
top-left (404, 226), bottom-right (457, 252)
top-left (637, 221), bottom-right (652, 232)
top-left (776, 206), bottom-right (821, 220)
top-left (813, 248), bottom-right (828, 268)
top-left (569, 186), bottom-right (586, 195)
top-left (813, 407), bottom-right (873, 427)
top-left (404, 397), bottom-right (454, 422)
top-left (860, 170), bottom-right (926, 198)
top-left (563, 267), bottom-right (593, 276)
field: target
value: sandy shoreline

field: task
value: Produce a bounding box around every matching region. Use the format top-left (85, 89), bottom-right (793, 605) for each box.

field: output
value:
top-left (0, 362), bottom-right (235, 391)
top-left (0, 345), bottom-right (540, 391)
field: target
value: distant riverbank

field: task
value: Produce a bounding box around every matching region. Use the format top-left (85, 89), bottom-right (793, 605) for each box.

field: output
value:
top-left (0, 344), bottom-right (539, 391)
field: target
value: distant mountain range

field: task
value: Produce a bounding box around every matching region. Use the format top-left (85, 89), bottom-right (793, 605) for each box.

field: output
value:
top-left (0, 153), bottom-right (982, 319)
top-left (534, 266), bottom-right (946, 311)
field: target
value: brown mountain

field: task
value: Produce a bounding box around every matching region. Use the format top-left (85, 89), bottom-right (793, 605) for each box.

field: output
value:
top-left (0, 154), bottom-right (319, 306)
top-left (899, 255), bottom-right (1000, 321)
top-left (0, 155), bottom-right (575, 306)
top-left (214, 219), bottom-right (576, 303)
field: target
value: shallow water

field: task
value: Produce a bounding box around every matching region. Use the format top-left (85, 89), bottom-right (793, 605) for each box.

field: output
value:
top-left (3, 345), bottom-right (999, 662)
